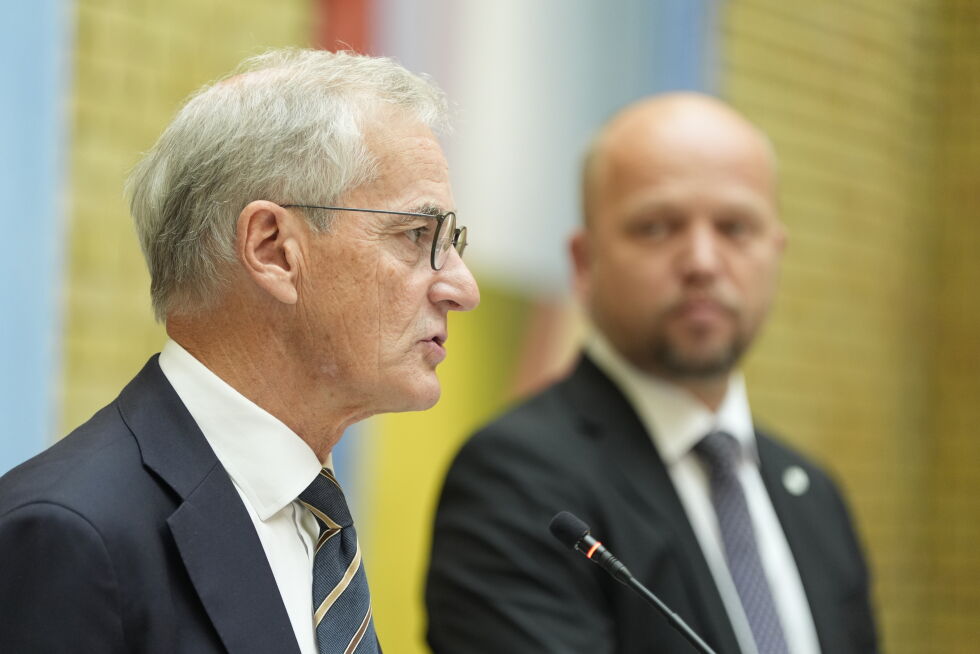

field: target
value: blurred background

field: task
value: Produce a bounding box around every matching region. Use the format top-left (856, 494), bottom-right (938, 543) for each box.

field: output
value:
top-left (2, 0), bottom-right (978, 652)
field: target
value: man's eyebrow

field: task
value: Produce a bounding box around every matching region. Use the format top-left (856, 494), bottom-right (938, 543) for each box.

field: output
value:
top-left (408, 203), bottom-right (445, 217)
top-left (383, 204), bottom-right (449, 227)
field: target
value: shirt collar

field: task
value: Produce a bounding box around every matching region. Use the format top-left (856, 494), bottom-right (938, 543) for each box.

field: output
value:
top-left (158, 339), bottom-right (323, 520)
top-left (584, 330), bottom-right (757, 466)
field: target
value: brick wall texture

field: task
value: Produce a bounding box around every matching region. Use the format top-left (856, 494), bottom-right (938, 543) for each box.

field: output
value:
top-left (61, 0), bottom-right (308, 432)
top-left (723, 1), bottom-right (980, 652)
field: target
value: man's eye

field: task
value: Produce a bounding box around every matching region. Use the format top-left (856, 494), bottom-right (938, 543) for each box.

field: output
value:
top-left (406, 225), bottom-right (430, 244)
top-left (717, 217), bottom-right (756, 240)
top-left (629, 218), bottom-right (674, 240)
top-left (643, 221), bottom-right (670, 237)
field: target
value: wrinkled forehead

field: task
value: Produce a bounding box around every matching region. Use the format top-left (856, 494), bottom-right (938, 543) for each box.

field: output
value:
top-left (350, 110), bottom-right (453, 207)
top-left (366, 109), bottom-right (446, 165)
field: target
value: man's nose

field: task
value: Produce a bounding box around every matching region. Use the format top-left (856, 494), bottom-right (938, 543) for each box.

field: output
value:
top-left (432, 250), bottom-right (481, 311)
top-left (679, 223), bottom-right (722, 279)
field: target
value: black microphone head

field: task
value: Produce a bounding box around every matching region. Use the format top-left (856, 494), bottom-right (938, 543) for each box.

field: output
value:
top-left (550, 511), bottom-right (590, 550)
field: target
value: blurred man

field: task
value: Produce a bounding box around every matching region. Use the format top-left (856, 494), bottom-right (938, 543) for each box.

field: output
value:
top-left (0, 49), bottom-right (478, 654)
top-left (426, 94), bottom-right (876, 653)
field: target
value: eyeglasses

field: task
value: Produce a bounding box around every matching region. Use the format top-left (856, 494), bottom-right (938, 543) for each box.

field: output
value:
top-left (281, 204), bottom-right (468, 271)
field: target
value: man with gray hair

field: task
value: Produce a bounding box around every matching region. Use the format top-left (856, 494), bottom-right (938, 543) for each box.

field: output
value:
top-left (0, 49), bottom-right (478, 654)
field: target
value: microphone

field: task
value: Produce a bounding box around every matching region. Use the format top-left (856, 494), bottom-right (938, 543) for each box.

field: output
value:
top-left (549, 511), bottom-right (718, 654)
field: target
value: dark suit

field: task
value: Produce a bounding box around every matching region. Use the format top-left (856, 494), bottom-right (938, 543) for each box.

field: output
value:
top-left (0, 357), bottom-right (302, 653)
top-left (426, 355), bottom-right (878, 653)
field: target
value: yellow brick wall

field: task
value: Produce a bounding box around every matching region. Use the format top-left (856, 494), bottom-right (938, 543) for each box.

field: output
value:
top-left (62, 0), bottom-right (310, 432)
top-left (929, 1), bottom-right (980, 650)
top-left (723, 1), bottom-right (979, 651)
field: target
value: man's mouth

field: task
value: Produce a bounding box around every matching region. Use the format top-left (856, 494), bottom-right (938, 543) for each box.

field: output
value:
top-left (669, 298), bottom-right (736, 327)
top-left (420, 334), bottom-right (448, 364)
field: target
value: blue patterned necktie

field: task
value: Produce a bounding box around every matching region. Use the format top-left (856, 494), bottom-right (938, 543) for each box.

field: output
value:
top-left (298, 468), bottom-right (381, 654)
top-left (695, 431), bottom-right (790, 654)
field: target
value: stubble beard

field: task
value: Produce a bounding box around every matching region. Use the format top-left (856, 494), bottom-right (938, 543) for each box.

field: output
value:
top-left (647, 330), bottom-right (748, 380)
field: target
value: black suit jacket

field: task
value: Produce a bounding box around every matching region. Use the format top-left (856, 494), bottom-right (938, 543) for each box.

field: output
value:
top-left (0, 357), bottom-right (302, 653)
top-left (426, 355), bottom-right (878, 653)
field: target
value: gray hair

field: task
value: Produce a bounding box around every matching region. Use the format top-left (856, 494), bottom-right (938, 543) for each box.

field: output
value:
top-left (127, 48), bottom-right (449, 321)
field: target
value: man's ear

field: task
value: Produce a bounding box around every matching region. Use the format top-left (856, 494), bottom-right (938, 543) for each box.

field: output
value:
top-left (236, 201), bottom-right (302, 305)
top-left (569, 228), bottom-right (592, 302)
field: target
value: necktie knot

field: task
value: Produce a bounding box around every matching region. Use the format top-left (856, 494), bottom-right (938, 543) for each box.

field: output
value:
top-left (298, 469), bottom-right (353, 529)
top-left (695, 430), bottom-right (741, 476)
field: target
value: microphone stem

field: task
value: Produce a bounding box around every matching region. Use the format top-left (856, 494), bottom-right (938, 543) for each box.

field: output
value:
top-left (625, 577), bottom-right (718, 654)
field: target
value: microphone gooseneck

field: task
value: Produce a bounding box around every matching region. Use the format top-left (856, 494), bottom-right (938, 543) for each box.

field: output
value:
top-left (549, 511), bottom-right (718, 654)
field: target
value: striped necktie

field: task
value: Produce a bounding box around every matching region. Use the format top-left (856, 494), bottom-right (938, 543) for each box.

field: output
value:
top-left (696, 431), bottom-right (789, 654)
top-left (298, 468), bottom-right (381, 654)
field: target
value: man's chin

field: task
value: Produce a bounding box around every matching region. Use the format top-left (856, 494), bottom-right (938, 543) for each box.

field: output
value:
top-left (413, 389), bottom-right (441, 412)
top-left (386, 379), bottom-right (442, 413)
top-left (654, 342), bottom-right (743, 379)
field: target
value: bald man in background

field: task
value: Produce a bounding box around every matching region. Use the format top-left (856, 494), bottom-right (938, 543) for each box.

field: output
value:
top-left (426, 95), bottom-right (878, 653)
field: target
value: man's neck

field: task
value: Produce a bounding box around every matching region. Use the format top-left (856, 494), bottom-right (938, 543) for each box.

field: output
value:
top-left (668, 375), bottom-right (730, 412)
top-left (165, 316), bottom-right (363, 463)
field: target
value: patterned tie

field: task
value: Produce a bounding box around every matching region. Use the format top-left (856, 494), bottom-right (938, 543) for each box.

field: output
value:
top-left (695, 431), bottom-right (790, 654)
top-left (298, 468), bottom-right (381, 654)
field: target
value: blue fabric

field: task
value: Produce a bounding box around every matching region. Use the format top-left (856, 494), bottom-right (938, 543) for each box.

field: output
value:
top-left (696, 431), bottom-right (789, 654)
top-left (0, 357), bottom-right (303, 653)
top-left (300, 469), bottom-right (380, 654)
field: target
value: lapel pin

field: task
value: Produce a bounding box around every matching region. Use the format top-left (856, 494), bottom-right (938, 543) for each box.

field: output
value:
top-left (782, 465), bottom-right (809, 496)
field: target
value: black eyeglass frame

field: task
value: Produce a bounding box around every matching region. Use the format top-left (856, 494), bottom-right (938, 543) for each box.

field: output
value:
top-left (281, 204), bottom-right (468, 271)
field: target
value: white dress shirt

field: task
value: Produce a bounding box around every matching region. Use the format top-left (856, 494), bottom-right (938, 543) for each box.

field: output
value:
top-left (586, 332), bottom-right (820, 654)
top-left (159, 339), bottom-right (322, 654)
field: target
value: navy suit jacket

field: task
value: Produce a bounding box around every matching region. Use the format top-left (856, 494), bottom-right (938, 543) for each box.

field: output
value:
top-left (0, 357), bottom-right (302, 653)
top-left (426, 355), bottom-right (878, 653)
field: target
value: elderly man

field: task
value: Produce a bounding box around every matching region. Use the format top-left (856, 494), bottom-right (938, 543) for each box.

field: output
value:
top-left (0, 49), bottom-right (478, 654)
top-left (426, 95), bottom-right (877, 653)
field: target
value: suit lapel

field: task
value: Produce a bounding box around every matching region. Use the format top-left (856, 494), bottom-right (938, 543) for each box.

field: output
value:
top-left (168, 465), bottom-right (302, 654)
top-left (757, 435), bottom-right (838, 652)
top-left (118, 356), bottom-right (301, 654)
top-left (561, 356), bottom-right (741, 654)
